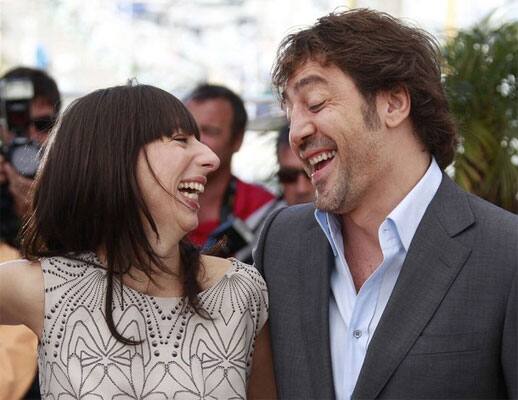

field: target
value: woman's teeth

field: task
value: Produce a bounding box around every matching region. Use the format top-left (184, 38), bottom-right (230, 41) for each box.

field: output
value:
top-left (178, 181), bottom-right (205, 199)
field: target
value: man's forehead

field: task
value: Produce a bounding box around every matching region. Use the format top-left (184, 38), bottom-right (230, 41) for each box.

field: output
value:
top-left (282, 63), bottom-right (331, 102)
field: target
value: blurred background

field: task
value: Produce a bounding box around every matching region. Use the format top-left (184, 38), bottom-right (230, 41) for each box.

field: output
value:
top-left (1, 0), bottom-right (517, 210)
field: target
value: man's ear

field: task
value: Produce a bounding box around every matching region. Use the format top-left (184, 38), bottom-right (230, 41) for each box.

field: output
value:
top-left (231, 131), bottom-right (245, 153)
top-left (377, 86), bottom-right (411, 129)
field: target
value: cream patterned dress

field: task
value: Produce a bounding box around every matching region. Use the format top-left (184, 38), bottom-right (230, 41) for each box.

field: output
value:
top-left (37, 253), bottom-right (268, 399)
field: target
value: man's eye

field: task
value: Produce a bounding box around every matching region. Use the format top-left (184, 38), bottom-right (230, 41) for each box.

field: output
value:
top-left (309, 101), bottom-right (325, 112)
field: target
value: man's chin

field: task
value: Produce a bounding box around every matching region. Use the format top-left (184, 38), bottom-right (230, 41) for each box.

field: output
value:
top-left (314, 196), bottom-right (333, 212)
top-left (314, 191), bottom-right (347, 214)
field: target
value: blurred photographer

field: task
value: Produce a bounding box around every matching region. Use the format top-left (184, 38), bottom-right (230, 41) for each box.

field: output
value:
top-left (0, 67), bottom-right (60, 248)
top-left (0, 67), bottom-right (59, 400)
top-left (185, 84), bottom-right (277, 262)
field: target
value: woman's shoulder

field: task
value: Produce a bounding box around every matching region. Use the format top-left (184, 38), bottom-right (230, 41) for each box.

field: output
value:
top-left (0, 257), bottom-right (37, 267)
top-left (200, 255), bottom-right (265, 291)
top-left (0, 258), bottom-right (42, 282)
top-left (39, 252), bottom-right (102, 277)
top-left (198, 256), bottom-right (268, 326)
top-left (40, 252), bottom-right (99, 266)
top-left (0, 258), bottom-right (44, 334)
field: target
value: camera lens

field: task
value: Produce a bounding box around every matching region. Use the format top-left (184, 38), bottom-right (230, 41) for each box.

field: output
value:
top-left (10, 142), bottom-right (40, 177)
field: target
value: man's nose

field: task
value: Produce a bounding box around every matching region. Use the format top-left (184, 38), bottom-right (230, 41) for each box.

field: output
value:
top-left (289, 108), bottom-right (316, 152)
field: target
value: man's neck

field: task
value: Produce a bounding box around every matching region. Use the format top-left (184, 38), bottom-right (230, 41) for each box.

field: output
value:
top-left (340, 151), bottom-right (431, 291)
top-left (198, 166), bottom-right (233, 224)
top-left (342, 152), bottom-right (431, 241)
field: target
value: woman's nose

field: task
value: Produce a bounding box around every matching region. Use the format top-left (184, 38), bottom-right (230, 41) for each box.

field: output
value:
top-left (199, 141), bottom-right (220, 172)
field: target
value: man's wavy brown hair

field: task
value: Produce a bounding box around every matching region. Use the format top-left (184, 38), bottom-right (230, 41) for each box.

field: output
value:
top-left (272, 8), bottom-right (457, 169)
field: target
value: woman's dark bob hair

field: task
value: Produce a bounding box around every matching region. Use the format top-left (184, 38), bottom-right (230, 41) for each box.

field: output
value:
top-left (21, 84), bottom-right (204, 344)
top-left (272, 8), bottom-right (458, 169)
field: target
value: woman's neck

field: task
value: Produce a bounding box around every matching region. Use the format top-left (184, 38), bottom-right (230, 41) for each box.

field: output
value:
top-left (97, 242), bottom-right (185, 296)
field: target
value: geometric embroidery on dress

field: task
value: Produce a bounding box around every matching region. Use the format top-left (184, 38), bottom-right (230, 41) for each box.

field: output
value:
top-left (38, 254), bottom-right (268, 399)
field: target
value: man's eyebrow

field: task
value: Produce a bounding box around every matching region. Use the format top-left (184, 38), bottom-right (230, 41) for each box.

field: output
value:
top-left (281, 74), bottom-right (329, 104)
top-left (294, 75), bottom-right (328, 92)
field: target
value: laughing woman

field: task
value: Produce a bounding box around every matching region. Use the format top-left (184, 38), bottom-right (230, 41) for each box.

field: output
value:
top-left (0, 84), bottom-right (276, 399)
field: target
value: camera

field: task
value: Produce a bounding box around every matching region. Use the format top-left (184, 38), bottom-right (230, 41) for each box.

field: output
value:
top-left (203, 217), bottom-right (255, 258)
top-left (0, 77), bottom-right (41, 245)
top-left (0, 77), bottom-right (42, 178)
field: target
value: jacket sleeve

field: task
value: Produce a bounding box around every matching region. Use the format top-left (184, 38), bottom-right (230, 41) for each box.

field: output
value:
top-left (502, 267), bottom-right (517, 398)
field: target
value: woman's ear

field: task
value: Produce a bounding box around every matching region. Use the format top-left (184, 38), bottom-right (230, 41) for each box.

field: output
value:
top-left (377, 86), bottom-right (411, 129)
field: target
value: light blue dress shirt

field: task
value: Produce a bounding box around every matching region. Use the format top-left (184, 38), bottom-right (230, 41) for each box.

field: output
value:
top-left (314, 158), bottom-right (443, 400)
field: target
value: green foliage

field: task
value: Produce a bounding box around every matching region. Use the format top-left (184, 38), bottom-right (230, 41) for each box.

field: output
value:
top-left (443, 17), bottom-right (518, 213)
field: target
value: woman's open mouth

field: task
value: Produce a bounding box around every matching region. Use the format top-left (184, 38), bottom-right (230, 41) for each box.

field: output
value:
top-left (177, 181), bottom-right (205, 209)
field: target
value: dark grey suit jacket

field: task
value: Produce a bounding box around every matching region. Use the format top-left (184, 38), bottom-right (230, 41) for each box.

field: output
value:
top-left (254, 176), bottom-right (518, 399)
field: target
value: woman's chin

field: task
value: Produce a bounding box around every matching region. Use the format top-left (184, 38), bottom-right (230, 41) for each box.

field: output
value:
top-left (181, 220), bottom-right (199, 238)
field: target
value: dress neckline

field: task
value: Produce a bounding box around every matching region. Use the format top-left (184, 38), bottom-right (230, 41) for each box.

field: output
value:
top-left (67, 252), bottom-right (239, 301)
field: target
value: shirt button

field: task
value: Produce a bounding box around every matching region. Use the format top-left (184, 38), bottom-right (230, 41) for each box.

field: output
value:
top-left (353, 329), bottom-right (362, 339)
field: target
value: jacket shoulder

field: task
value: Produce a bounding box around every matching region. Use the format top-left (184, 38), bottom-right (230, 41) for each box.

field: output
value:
top-left (253, 203), bottom-right (319, 273)
top-left (466, 192), bottom-right (518, 231)
top-left (267, 203), bottom-right (317, 229)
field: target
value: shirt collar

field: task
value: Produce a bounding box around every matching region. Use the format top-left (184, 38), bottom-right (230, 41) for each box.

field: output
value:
top-left (315, 158), bottom-right (442, 253)
top-left (387, 158), bottom-right (442, 251)
top-left (315, 209), bottom-right (340, 257)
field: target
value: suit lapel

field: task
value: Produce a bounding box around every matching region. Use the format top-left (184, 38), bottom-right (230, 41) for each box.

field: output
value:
top-left (353, 176), bottom-right (475, 399)
top-left (300, 223), bottom-right (336, 399)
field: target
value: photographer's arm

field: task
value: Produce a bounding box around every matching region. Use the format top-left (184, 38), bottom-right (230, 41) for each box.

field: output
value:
top-left (0, 154), bottom-right (7, 185)
top-left (3, 163), bottom-right (33, 218)
top-left (0, 259), bottom-right (44, 338)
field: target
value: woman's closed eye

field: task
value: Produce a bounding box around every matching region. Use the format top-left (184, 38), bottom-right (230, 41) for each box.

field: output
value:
top-left (172, 135), bottom-right (189, 143)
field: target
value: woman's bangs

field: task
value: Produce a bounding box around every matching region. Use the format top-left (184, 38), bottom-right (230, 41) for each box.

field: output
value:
top-left (170, 102), bottom-right (200, 140)
top-left (140, 87), bottom-right (200, 142)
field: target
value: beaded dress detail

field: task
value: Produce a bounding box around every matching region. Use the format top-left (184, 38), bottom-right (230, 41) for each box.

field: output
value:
top-left (37, 253), bottom-right (268, 399)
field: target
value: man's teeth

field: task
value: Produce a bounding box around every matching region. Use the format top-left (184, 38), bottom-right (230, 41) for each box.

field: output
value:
top-left (308, 151), bottom-right (336, 166)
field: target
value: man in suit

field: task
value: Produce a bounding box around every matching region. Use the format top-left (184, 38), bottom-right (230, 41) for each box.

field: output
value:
top-left (254, 8), bottom-right (517, 399)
